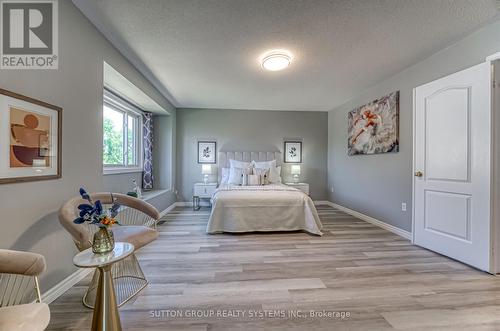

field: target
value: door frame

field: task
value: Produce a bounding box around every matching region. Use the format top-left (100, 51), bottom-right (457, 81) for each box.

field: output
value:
top-left (488, 53), bottom-right (500, 274)
top-left (411, 53), bottom-right (500, 274)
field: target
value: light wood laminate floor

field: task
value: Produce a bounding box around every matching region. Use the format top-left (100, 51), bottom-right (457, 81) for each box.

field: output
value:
top-left (47, 206), bottom-right (500, 330)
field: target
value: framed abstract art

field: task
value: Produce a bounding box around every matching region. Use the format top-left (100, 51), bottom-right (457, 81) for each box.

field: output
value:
top-left (0, 89), bottom-right (62, 184)
top-left (348, 91), bottom-right (399, 155)
top-left (284, 141), bottom-right (302, 163)
top-left (198, 141), bottom-right (216, 164)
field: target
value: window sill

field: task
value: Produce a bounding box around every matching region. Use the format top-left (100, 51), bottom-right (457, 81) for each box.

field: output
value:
top-left (103, 167), bottom-right (143, 175)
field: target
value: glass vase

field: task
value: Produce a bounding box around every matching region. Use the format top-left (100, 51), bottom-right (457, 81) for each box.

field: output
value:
top-left (92, 227), bottom-right (115, 254)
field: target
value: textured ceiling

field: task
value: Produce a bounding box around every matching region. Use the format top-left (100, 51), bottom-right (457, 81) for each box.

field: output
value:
top-left (74, 0), bottom-right (499, 111)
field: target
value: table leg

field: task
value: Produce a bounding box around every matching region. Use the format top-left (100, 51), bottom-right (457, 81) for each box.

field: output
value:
top-left (193, 196), bottom-right (201, 211)
top-left (92, 265), bottom-right (122, 331)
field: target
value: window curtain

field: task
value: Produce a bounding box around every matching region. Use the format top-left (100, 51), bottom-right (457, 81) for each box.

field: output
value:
top-left (142, 112), bottom-right (154, 190)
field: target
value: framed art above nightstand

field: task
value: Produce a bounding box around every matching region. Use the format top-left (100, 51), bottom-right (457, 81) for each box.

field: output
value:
top-left (285, 182), bottom-right (309, 195)
top-left (284, 141), bottom-right (302, 163)
top-left (198, 141), bottom-right (216, 164)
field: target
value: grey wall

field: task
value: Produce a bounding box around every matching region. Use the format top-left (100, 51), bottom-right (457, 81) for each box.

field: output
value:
top-left (328, 19), bottom-right (500, 232)
top-left (154, 115), bottom-right (175, 192)
top-left (0, 0), bottom-right (176, 292)
top-left (150, 114), bottom-right (177, 212)
top-left (177, 108), bottom-right (328, 201)
top-left (103, 172), bottom-right (142, 194)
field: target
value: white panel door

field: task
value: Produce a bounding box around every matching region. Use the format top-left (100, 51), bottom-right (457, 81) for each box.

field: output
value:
top-left (414, 63), bottom-right (491, 271)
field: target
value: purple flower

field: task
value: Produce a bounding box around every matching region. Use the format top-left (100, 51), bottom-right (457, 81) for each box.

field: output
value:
top-left (79, 187), bottom-right (91, 202)
top-left (73, 187), bottom-right (121, 226)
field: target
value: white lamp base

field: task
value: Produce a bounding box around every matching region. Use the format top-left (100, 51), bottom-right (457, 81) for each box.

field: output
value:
top-left (293, 174), bottom-right (299, 184)
top-left (203, 174), bottom-right (209, 184)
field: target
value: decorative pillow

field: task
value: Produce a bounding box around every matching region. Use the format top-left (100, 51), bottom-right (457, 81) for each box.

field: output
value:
top-left (252, 159), bottom-right (276, 169)
top-left (254, 168), bottom-right (270, 185)
top-left (254, 164), bottom-right (281, 184)
top-left (229, 159), bottom-right (252, 170)
top-left (228, 167), bottom-right (252, 185)
top-left (269, 166), bottom-right (282, 183)
top-left (220, 167), bottom-right (230, 184)
top-left (253, 167), bottom-right (269, 176)
top-left (247, 174), bottom-right (260, 186)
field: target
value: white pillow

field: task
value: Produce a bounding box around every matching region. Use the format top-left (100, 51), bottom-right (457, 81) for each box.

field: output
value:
top-left (252, 159), bottom-right (276, 169)
top-left (228, 167), bottom-right (252, 185)
top-left (220, 167), bottom-right (230, 184)
top-left (229, 159), bottom-right (252, 169)
top-left (247, 174), bottom-right (260, 186)
top-left (269, 166), bottom-right (282, 184)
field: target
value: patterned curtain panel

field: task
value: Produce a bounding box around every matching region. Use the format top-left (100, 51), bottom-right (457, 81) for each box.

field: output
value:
top-left (142, 112), bottom-right (154, 190)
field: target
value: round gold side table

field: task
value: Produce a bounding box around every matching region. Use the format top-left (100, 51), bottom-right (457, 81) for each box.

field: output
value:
top-left (73, 242), bottom-right (134, 331)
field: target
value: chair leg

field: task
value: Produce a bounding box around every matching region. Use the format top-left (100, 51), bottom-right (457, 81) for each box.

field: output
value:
top-left (82, 253), bottom-right (148, 309)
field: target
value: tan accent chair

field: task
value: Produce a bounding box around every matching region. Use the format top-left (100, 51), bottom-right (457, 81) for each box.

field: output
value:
top-left (0, 249), bottom-right (50, 331)
top-left (59, 193), bottom-right (160, 308)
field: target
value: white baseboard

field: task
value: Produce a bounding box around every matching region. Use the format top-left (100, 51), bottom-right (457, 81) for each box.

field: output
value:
top-left (326, 201), bottom-right (412, 240)
top-left (42, 268), bottom-right (93, 304)
top-left (159, 201), bottom-right (178, 218)
top-left (314, 200), bottom-right (331, 205)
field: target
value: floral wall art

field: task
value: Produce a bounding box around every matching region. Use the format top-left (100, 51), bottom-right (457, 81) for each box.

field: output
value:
top-left (284, 141), bottom-right (302, 163)
top-left (348, 91), bottom-right (399, 155)
top-left (198, 141), bottom-right (216, 164)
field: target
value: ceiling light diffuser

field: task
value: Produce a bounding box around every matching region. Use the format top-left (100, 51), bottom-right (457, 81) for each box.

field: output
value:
top-left (261, 51), bottom-right (292, 71)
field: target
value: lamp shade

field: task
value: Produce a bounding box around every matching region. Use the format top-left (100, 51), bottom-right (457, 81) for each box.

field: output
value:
top-left (291, 165), bottom-right (301, 175)
top-left (201, 164), bottom-right (212, 175)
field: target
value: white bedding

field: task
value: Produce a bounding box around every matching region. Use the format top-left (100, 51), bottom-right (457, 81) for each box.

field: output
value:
top-left (207, 184), bottom-right (323, 235)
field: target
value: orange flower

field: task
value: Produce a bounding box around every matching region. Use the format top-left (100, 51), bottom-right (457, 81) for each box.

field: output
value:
top-left (100, 216), bottom-right (117, 227)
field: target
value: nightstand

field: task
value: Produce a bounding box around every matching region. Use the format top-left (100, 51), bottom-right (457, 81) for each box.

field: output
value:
top-left (285, 183), bottom-right (310, 195)
top-left (193, 183), bottom-right (217, 210)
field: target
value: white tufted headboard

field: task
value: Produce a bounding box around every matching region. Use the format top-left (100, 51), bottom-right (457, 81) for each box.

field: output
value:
top-left (218, 151), bottom-right (282, 181)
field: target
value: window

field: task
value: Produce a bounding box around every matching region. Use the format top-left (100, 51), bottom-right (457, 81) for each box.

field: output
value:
top-left (103, 90), bottom-right (142, 174)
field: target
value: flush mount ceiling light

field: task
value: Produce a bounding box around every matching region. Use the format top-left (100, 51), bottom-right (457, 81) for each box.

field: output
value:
top-left (260, 50), bottom-right (292, 71)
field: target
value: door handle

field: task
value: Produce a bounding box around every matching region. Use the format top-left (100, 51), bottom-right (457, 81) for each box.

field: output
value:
top-left (415, 171), bottom-right (423, 177)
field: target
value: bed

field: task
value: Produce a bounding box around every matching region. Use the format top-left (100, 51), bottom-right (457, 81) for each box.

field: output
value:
top-left (206, 151), bottom-right (323, 236)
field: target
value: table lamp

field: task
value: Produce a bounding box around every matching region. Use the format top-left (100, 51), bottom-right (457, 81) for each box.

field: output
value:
top-left (202, 164), bottom-right (212, 184)
top-left (291, 165), bottom-right (301, 183)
